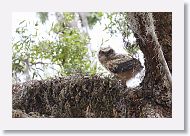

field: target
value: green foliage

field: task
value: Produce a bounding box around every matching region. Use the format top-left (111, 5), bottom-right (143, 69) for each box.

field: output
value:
top-left (124, 43), bottom-right (140, 56)
top-left (12, 20), bottom-right (37, 74)
top-left (50, 26), bottom-right (91, 75)
top-left (87, 12), bottom-right (103, 29)
top-left (37, 12), bottom-right (49, 24)
top-left (62, 12), bottom-right (75, 24)
top-left (12, 13), bottom-right (97, 82)
top-left (104, 12), bottom-right (139, 56)
top-left (105, 13), bottom-right (129, 36)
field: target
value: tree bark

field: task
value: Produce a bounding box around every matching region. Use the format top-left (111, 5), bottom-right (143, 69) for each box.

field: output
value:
top-left (127, 12), bottom-right (172, 114)
top-left (152, 12), bottom-right (172, 73)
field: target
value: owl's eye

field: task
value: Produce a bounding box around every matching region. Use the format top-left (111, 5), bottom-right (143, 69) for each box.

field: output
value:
top-left (107, 49), bottom-right (114, 55)
top-left (99, 50), bottom-right (103, 54)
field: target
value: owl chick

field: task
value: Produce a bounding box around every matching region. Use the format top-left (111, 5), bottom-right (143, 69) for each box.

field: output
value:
top-left (98, 47), bottom-right (143, 85)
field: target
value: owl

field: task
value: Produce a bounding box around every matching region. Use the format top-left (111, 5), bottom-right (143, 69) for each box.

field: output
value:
top-left (98, 47), bottom-right (143, 85)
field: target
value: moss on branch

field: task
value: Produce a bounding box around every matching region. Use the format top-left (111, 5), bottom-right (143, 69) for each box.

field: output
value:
top-left (12, 74), bottom-right (171, 118)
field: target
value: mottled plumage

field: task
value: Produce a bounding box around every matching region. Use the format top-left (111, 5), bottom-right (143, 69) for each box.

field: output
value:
top-left (98, 47), bottom-right (143, 85)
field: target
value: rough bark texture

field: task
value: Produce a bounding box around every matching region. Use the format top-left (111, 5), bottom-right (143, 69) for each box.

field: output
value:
top-left (13, 75), bottom-right (147, 118)
top-left (12, 12), bottom-right (172, 118)
top-left (152, 12), bottom-right (172, 73)
top-left (127, 12), bottom-right (172, 116)
top-left (13, 74), bottom-right (171, 118)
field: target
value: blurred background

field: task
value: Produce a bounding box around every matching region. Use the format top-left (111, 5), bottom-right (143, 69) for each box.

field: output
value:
top-left (12, 12), bottom-right (144, 87)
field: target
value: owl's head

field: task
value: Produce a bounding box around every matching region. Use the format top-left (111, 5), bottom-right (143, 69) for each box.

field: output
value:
top-left (98, 46), bottom-right (115, 62)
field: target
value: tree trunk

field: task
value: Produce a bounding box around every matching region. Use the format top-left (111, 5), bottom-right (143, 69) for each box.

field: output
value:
top-left (152, 12), bottom-right (172, 73)
top-left (127, 12), bottom-right (172, 116)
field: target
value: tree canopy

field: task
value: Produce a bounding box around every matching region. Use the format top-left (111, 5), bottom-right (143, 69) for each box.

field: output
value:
top-left (12, 12), bottom-right (104, 83)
